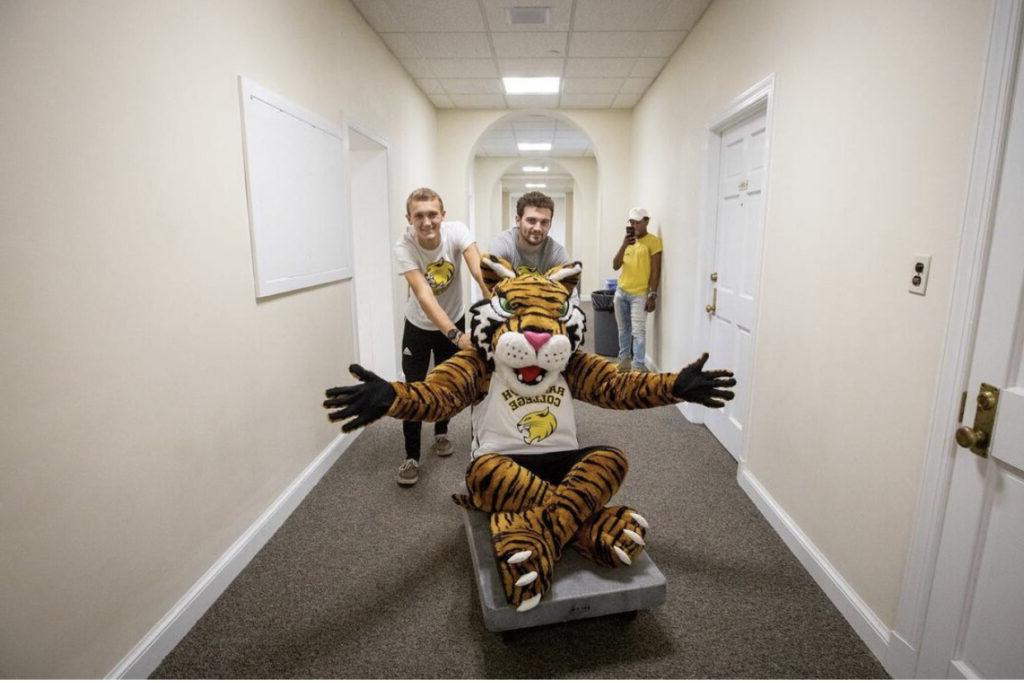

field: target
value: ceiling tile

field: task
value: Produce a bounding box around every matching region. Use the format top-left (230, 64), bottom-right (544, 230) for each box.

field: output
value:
top-left (406, 32), bottom-right (493, 58)
top-left (560, 92), bottom-right (616, 108)
top-left (426, 59), bottom-right (499, 78)
top-left (383, 0), bottom-right (487, 31)
top-left (640, 31), bottom-right (687, 57)
top-left (351, 0), bottom-right (404, 32)
top-left (619, 76), bottom-right (654, 93)
top-left (563, 77), bottom-right (625, 94)
top-left (564, 57), bottom-right (635, 77)
top-left (491, 32), bottom-right (568, 58)
top-left (630, 57), bottom-right (668, 77)
top-left (379, 32), bottom-right (422, 59)
top-left (440, 78), bottom-right (504, 94)
top-left (657, 0), bottom-right (712, 31)
top-left (572, 0), bottom-right (670, 31)
top-left (482, 0), bottom-right (573, 31)
top-left (512, 120), bottom-right (557, 135)
top-left (399, 58), bottom-right (435, 78)
top-left (428, 93), bottom-right (455, 108)
top-left (613, 91), bottom-right (642, 108)
top-left (449, 93), bottom-right (507, 108)
top-left (568, 32), bottom-right (643, 58)
top-left (497, 58), bottom-right (564, 77)
top-left (416, 78), bottom-right (444, 94)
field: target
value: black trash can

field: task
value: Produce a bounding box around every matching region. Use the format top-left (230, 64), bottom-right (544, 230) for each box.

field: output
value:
top-left (590, 289), bottom-right (618, 357)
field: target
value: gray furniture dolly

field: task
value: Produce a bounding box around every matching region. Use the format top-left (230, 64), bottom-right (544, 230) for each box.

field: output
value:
top-left (461, 505), bottom-right (666, 633)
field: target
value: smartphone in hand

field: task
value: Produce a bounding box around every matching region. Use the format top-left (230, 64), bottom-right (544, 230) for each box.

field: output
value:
top-left (625, 224), bottom-right (636, 244)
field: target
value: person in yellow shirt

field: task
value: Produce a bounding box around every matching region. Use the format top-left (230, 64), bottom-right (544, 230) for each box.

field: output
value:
top-left (611, 207), bottom-right (662, 372)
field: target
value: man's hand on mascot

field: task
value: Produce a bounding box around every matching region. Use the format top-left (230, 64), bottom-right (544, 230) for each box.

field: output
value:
top-left (323, 364), bottom-right (397, 432)
top-left (671, 352), bottom-right (736, 407)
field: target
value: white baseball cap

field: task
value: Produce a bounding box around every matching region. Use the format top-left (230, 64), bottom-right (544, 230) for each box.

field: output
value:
top-left (627, 207), bottom-right (649, 221)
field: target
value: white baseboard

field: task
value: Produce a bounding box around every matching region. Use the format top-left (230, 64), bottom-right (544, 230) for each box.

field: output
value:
top-left (736, 465), bottom-right (892, 667)
top-left (107, 430), bottom-right (359, 679)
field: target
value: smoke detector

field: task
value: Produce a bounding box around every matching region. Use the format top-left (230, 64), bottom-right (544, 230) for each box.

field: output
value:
top-left (508, 6), bottom-right (551, 25)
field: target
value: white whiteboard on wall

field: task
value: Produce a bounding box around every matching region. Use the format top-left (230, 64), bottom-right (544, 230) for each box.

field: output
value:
top-left (239, 76), bottom-right (352, 298)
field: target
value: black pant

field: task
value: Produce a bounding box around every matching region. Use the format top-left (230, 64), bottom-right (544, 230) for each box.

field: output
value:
top-left (401, 317), bottom-right (465, 460)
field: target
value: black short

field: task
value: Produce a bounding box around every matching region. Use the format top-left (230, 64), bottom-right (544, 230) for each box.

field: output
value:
top-left (506, 446), bottom-right (608, 484)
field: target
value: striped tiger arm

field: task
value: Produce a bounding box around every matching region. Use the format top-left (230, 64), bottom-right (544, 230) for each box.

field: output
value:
top-left (564, 351), bottom-right (678, 410)
top-left (386, 350), bottom-right (490, 422)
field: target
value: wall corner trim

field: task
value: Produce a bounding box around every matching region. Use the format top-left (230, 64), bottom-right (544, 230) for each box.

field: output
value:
top-left (106, 430), bottom-right (359, 679)
top-left (736, 465), bottom-right (893, 670)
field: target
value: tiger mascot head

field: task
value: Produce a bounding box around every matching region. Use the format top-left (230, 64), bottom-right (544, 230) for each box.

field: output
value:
top-left (469, 254), bottom-right (586, 398)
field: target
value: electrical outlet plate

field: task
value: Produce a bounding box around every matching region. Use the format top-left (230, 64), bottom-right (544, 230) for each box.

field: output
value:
top-left (909, 254), bottom-right (931, 295)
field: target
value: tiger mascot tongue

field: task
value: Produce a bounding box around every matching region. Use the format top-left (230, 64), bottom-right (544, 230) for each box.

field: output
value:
top-left (324, 255), bottom-right (737, 612)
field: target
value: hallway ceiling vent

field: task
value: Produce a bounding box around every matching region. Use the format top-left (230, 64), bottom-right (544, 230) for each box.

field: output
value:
top-left (508, 6), bottom-right (550, 25)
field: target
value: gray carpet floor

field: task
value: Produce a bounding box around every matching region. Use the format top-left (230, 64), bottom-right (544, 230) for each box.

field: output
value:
top-left (153, 315), bottom-right (888, 679)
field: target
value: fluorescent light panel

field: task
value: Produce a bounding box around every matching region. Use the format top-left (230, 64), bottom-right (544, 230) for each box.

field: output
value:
top-left (503, 77), bottom-right (560, 94)
top-left (522, 165), bottom-right (549, 172)
top-left (525, 183), bottom-right (547, 188)
top-left (518, 142), bottom-right (552, 151)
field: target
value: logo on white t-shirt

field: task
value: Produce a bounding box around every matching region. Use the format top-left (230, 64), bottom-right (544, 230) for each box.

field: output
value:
top-left (425, 259), bottom-right (455, 293)
top-left (516, 407), bottom-right (557, 444)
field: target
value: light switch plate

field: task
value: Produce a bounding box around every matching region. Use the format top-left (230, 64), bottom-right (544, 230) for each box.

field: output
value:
top-left (909, 255), bottom-right (931, 295)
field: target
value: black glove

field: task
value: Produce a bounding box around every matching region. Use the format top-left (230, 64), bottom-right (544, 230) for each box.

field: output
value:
top-left (323, 364), bottom-right (397, 433)
top-left (671, 353), bottom-right (736, 408)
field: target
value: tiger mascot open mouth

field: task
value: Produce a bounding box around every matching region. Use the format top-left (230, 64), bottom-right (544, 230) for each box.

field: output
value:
top-left (323, 255), bottom-right (736, 613)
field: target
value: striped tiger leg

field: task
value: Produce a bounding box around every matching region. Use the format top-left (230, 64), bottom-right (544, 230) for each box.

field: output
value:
top-left (570, 505), bottom-right (650, 568)
top-left (452, 453), bottom-right (553, 512)
top-left (489, 447), bottom-right (629, 611)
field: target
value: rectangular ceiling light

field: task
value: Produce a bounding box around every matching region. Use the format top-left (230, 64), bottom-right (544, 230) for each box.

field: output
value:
top-left (518, 142), bottom-right (552, 151)
top-left (525, 183), bottom-right (547, 188)
top-left (503, 77), bottom-right (560, 94)
top-left (522, 165), bottom-right (549, 172)
top-left (509, 7), bottom-right (551, 25)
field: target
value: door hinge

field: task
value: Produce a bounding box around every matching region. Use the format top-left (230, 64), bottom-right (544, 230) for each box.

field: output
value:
top-left (958, 391), bottom-right (967, 422)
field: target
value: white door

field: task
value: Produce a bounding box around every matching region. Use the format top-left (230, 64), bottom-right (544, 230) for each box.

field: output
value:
top-left (916, 25), bottom-right (1024, 678)
top-left (349, 128), bottom-right (398, 379)
top-left (704, 107), bottom-right (768, 459)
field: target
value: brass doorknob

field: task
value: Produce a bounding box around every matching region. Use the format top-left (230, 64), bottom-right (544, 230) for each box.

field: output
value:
top-left (955, 426), bottom-right (989, 450)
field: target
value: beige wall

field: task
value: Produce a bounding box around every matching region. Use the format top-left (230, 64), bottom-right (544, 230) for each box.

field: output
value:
top-left (0, 0), bottom-right (435, 676)
top-left (437, 110), bottom-right (631, 296)
top-left (630, 0), bottom-right (991, 625)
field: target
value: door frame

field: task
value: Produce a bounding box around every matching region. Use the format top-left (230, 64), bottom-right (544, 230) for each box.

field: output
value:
top-left (346, 118), bottom-right (399, 378)
top-left (687, 73), bottom-right (776, 464)
top-left (887, 0), bottom-right (1023, 677)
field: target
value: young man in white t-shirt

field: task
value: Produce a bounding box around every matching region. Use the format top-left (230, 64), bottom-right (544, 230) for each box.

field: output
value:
top-left (392, 187), bottom-right (488, 486)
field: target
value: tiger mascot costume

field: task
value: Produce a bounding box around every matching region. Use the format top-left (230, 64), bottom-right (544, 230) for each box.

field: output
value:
top-left (323, 255), bottom-right (736, 612)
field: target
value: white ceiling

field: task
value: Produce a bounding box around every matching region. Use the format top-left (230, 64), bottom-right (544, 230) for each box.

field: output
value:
top-left (351, 0), bottom-right (712, 110)
top-left (476, 113), bottom-right (593, 157)
top-left (499, 158), bottom-right (575, 193)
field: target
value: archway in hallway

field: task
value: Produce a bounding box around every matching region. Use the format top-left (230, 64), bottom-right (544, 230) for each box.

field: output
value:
top-left (466, 112), bottom-right (600, 298)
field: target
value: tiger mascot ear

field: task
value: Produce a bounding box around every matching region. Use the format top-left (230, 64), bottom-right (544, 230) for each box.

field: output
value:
top-left (481, 254), bottom-right (516, 292)
top-left (544, 261), bottom-right (583, 294)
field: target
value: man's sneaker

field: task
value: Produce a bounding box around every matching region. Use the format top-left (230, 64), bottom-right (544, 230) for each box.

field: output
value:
top-left (617, 358), bottom-right (632, 372)
top-left (632, 363), bottom-right (648, 372)
top-left (397, 458), bottom-right (419, 486)
top-left (432, 435), bottom-right (454, 457)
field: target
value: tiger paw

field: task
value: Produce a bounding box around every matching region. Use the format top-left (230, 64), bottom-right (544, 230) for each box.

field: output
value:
top-left (490, 509), bottom-right (558, 611)
top-left (571, 505), bottom-right (650, 568)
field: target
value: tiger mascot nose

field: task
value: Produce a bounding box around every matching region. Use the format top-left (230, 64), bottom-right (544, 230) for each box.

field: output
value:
top-left (523, 331), bottom-right (551, 352)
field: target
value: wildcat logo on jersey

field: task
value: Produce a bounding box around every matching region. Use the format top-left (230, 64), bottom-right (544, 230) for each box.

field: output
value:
top-left (515, 264), bottom-right (539, 276)
top-left (517, 408), bottom-right (557, 445)
top-left (425, 259), bottom-right (455, 293)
